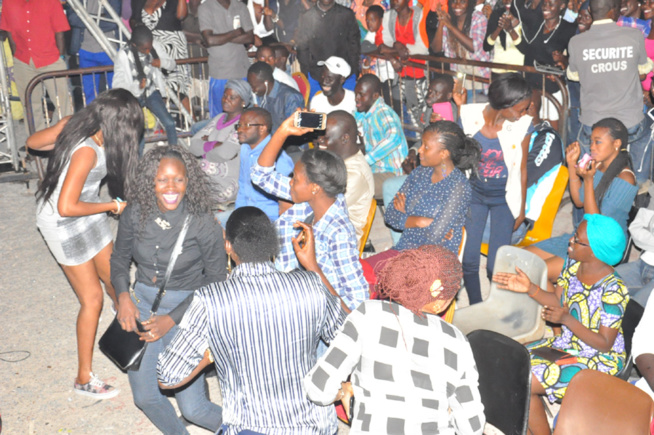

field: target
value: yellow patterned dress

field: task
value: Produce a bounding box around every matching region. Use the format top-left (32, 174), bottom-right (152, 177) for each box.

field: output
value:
top-left (526, 258), bottom-right (629, 402)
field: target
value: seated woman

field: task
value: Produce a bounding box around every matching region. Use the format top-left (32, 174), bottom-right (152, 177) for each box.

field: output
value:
top-left (251, 114), bottom-right (369, 313)
top-left (527, 118), bottom-right (637, 282)
top-left (112, 25), bottom-right (178, 155)
top-left (493, 214), bottom-right (629, 435)
top-left (303, 245), bottom-right (485, 434)
top-left (189, 79), bottom-right (252, 204)
top-left (111, 146), bottom-right (225, 433)
top-left (385, 120), bottom-right (480, 254)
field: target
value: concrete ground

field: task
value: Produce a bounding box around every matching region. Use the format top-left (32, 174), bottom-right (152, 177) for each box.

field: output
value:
top-left (0, 126), bottom-right (637, 434)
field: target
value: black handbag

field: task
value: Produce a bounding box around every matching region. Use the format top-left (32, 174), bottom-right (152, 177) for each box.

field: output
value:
top-left (99, 215), bottom-right (192, 372)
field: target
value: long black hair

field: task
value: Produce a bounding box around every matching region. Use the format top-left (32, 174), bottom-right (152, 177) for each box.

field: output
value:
top-left (130, 146), bottom-right (214, 232)
top-left (37, 88), bottom-right (143, 204)
top-left (424, 120), bottom-right (482, 175)
top-left (448, 0), bottom-right (476, 41)
top-left (591, 117), bottom-right (633, 207)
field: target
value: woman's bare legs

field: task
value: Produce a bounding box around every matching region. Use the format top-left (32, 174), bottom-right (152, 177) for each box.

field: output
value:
top-left (61, 243), bottom-right (112, 384)
top-left (528, 373), bottom-right (552, 435)
top-left (525, 246), bottom-right (566, 283)
top-left (93, 242), bottom-right (118, 309)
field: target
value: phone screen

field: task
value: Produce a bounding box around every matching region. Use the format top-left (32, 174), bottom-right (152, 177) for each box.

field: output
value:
top-left (297, 112), bottom-right (326, 129)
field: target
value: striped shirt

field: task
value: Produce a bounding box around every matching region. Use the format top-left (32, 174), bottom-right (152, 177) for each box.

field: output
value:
top-left (250, 163), bottom-right (369, 311)
top-left (304, 300), bottom-right (485, 435)
top-left (158, 262), bottom-right (346, 435)
top-left (355, 97), bottom-right (409, 175)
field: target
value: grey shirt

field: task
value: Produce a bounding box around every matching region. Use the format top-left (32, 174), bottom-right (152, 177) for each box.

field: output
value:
top-left (567, 19), bottom-right (653, 128)
top-left (198, 0), bottom-right (253, 80)
top-left (80, 0), bottom-right (118, 53)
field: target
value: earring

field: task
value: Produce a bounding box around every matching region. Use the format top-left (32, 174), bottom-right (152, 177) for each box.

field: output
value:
top-left (227, 253), bottom-right (232, 274)
top-left (441, 162), bottom-right (447, 178)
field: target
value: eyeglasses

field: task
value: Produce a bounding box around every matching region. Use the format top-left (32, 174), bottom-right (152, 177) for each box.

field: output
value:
top-left (573, 235), bottom-right (590, 247)
top-left (235, 123), bottom-right (264, 130)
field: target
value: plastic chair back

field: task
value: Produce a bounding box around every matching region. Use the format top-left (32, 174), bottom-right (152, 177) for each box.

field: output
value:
top-left (615, 298), bottom-right (644, 380)
top-left (554, 370), bottom-right (654, 435)
top-left (292, 72), bottom-right (310, 107)
top-left (517, 165), bottom-right (569, 247)
top-left (468, 330), bottom-right (531, 435)
top-left (358, 199), bottom-right (377, 257)
top-left (453, 245), bottom-right (547, 343)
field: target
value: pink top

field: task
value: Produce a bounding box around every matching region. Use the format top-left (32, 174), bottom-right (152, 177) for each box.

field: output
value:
top-left (642, 38), bottom-right (654, 91)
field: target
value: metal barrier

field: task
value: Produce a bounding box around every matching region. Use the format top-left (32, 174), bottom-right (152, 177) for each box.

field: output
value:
top-left (366, 53), bottom-right (570, 144)
top-left (23, 56), bottom-right (212, 177)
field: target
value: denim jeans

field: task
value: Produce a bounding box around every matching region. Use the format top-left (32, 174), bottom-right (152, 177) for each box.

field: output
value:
top-left (78, 50), bottom-right (113, 104)
top-left (462, 177), bottom-right (514, 305)
top-left (128, 282), bottom-right (222, 434)
top-left (138, 90), bottom-right (178, 155)
top-left (577, 116), bottom-right (653, 185)
top-left (382, 175), bottom-right (408, 246)
top-left (615, 259), bottom-right (654, 306)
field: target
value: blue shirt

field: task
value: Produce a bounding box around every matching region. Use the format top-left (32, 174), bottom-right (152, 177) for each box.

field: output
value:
top-left (254, 81), bottom-right (305, 132)
top-left (474, 131), bottom-right (508, 179)
top-left (235, 135), bottom-right (294, 221)
top-left (385, 167), bottom-right (472, 253)
top-left (250, 163), bottom-right (369, 311)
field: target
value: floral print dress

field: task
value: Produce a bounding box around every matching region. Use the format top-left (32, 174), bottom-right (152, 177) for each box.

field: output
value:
top-left (527, 257), bottom-right (629, 402)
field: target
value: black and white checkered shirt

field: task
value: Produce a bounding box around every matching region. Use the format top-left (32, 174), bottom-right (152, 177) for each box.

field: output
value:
top-left (304, 300), bottom-right (485, 434)
top-left (158, 262), bottom-right (346, 434)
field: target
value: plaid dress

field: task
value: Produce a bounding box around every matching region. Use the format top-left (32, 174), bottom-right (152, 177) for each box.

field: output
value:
top-left (36, 138), bottom-right (112, 266)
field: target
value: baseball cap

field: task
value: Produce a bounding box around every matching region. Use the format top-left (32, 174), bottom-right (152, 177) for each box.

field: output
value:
top-left (317, 56), bottom-right (351, 78)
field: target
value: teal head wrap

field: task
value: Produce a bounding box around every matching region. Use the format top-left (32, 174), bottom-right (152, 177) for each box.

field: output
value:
top-left (583, 214), bottom-right (626, 266)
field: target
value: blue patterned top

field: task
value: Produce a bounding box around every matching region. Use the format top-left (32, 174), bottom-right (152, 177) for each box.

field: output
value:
top-left (385, 166), bottom-right (472, 253)
top-left (250, 163), bottom-right (369, 311)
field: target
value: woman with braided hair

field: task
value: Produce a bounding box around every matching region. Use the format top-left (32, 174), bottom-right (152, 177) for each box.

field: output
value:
top-left (303, 245), bottom-right (485, 434)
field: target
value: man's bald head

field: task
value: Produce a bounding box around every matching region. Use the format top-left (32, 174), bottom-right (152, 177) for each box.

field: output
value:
top-left (590, 0), bottom-right (619, 20)
top-left (315, 110), bottom-right (359, 159)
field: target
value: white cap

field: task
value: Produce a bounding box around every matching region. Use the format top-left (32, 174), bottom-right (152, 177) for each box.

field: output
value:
top-left (317, 56), bottom-right (351, 78)
top-left (252, 0), bottom-right (265, 5)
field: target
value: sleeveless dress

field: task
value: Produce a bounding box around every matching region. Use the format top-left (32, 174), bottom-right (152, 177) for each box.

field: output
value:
top-left (36, 139), bottom-right (113, 266)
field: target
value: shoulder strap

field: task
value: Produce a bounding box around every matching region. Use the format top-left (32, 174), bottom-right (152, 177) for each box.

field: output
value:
top-left (150, 215), bottom-right (193, 315)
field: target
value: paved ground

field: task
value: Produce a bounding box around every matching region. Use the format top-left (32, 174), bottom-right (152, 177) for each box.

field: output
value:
top-left (0, 127), bottom-right (625, 433)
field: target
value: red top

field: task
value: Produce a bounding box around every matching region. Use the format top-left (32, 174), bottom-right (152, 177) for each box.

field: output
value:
top-left (0, 0), bottom-right (70, 68)
top-left (394, 12), bottom-right (426, 79)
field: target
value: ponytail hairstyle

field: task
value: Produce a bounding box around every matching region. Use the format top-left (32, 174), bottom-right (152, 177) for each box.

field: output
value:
top-left (424, 120), bottom-right (482, 175)
top-left (130, 25), bottom-right (159, 83)
top-left (300, 149), bottom-right (348, 199)
top-left (487, 73), bottom-right (531, 110)
top-left (591, 117), bottom-right (633, 207)
top-left (37, 88), bottom-right (142, 205)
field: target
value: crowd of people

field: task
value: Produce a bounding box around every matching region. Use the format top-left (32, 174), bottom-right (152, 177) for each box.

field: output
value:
top-left (7, 0), bottom-right (654, 432)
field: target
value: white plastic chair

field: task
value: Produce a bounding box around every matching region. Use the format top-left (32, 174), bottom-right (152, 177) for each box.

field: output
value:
top-left (453, 245), bottom-right (548, 343)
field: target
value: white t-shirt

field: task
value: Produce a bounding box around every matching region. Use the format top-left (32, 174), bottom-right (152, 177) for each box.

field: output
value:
top-left (633, 290), bottom-right (654, 400)
top-left (309, 89), bottom-right (356, 114)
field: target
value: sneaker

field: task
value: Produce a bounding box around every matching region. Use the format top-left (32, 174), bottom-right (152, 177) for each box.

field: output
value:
top-left (74, 373), bottom-right (120, 399)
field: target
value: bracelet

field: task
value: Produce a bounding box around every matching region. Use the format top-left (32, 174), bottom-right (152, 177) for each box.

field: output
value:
top-left (114, 199), bottom-right (122, 214)
top-left (272, 14), bottom-right (279, 23)
top-left (528, 284), bottom-right (540, 298)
